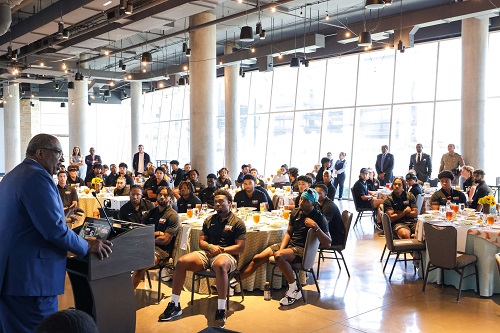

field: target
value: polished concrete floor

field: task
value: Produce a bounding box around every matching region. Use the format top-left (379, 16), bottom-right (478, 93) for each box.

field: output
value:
top-left (59, 200), bottom-right (500, 333)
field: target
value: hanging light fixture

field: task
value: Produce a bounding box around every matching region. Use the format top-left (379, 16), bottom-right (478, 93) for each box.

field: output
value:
top-left (182, 42), bottom-right (188, 53)
top-left (259, 30), bottom-right (266, 40)
top-left (358, 31), bottom-right (372, 47)
top-left (239, 26), bottom-right (254, 42)
top-left (365, 0), bottom-right (385, 9)
top-left (385, 0), bottom-right (392, 5)
top-left (290, 7), bottom-right (300, 68)
top-left (178, 77), bottom-right (186, 86)
top-left (60, 102), bottom-right (66, 107)
top-left (256, 22), bottom-right (263, 35)
top-left (104, 90), bottom-right (111, 97)
top-left (68, 82), bottom-right (75, 89)
top-left (57, 22), bottom-right (64, 37)
top-left (290, 57), bottom-right (301, 68)
top-left (124, 3), bottom-right (133, 14)
top-left (141, 51), bottom-right (153, 65)
top-left (186, 48), bottom-right (192, 57)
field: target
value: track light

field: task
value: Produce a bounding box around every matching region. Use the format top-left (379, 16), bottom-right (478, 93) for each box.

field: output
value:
top-left (67, 82), bottom-right (75, 89)
top-left (124, 3), bottom-right (133, 14)
top-left (122, 64), bottom-right (126, 71)
top-left (398, 40), bottom-right (405, 53)
top-left (120, 0), bottom-right (127, 9)
top-left (141, 51), bottom-right (153, 65)
top-left (290, 57), bottom-right (301, 68)
top-left (74, 72), bottom-right (84, 81)
top-left (178, 77), bottom-right (186, 86)
top-left (57, 22), bottom-right (64, 37)
top-left (118, 59), bottom-right (123, 68)
top-left (60, 102), bottom-right (66, 107)
top-left (55, 83), bottom-right (60, 90)
top-left (358, 31), bottom-right (372, 47)
top-left (186, 49), bottom-right (192, 57)
top-left (239, 67), bottom-right (244, 77)
top-left (7, 46), bottom-right (13, 59)
top-left (104, 90), bottom-right (111, 97)
top-left (259, 30), bottom-right (266, 40)
top-left (240, 26), bottom-right (254, 42)
top-left (365, 0), bottom-right (385, 9)
top-left (182, 42), bottom-right (188, 53)
top-left (63, 29), bottom-right (69, 39)
top-left (302, 58), bottom-right (310, 67)
top-left (256, 22), bottom-right (263, 35)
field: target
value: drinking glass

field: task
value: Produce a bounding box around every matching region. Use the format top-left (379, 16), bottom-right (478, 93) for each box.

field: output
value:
top-left (186, 208), bottom-right (193, 219)
top-left (202, 203), bottom-right (208, 214)
top-left (283, 210), bottom-right (290, 220)
top-left (445, 210), bottom-right (453, 222)
top-left (196, 203), bottom-right (202, 211)
top-left (487, 214), bottom-right (495, 229)
top-left (260, 202), bottom-right (266, 213)
top-left (439, 205), bottom-right (446, 216)
top-left (253, 213), bottom-right (260, 224)
top-left (459, 203), bottom-right (465, 214)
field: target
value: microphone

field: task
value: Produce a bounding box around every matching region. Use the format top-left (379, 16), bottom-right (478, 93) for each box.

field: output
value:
top-left (91, 191), bottom-right (115, 234)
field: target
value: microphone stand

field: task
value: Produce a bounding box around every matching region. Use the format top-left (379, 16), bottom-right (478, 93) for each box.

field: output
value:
top-left (92, 191), bottom-right (115, 234)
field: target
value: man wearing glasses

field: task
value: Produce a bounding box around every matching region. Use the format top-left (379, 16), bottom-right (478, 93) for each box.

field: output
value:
top-left (238, 189), bottom-right (331, 306)
top-left (0, 134), bottom-right (112, 333)
top-left (67, 165), bottom-right (84, 186)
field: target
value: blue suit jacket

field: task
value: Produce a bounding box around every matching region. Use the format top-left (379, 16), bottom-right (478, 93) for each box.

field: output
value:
top-left (375, 153), bottom-right (394, 182)
top-left (0, 159), bottom-right (88, 296)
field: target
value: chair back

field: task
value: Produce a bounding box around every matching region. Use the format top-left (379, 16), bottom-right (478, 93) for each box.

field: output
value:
top-left (495, 253), bottom-right (500, 276)
top-left (415, 194), bottom-right (424, 215)
top-left (423, 223), bottom-right (457, 269)
top-left (339, 210), bottom-right (353, 250)
top-left (170, 231), bottom-right (182, 265)
top-left (428, 178), bottom-right (438, 187)
top-left (350, 188), bottom-right (361, 212)
top-left (301, 228), bottom-right (320, 270)
top-left (381, 214), bottom-right (395, 251)
top-left (272, 194), bottom-right (280, 211)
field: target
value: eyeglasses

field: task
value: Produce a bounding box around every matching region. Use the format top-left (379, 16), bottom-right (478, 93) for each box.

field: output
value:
top-left (42, 147), bottom-right (63, 158)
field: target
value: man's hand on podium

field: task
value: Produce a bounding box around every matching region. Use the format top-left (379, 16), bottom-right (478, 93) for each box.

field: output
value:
top-left (87, 238), bottom-right (113, 260)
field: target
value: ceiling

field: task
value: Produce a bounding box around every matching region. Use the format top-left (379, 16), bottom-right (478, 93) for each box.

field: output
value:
top-left (0, 0), bottom-right (498, 102)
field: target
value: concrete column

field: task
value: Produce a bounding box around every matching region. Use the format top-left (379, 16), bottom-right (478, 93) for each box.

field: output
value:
top-left (68, 55), bottom-right (89, 159)
top-left (130, 81), bottom-right (142, 160)
top-left (461, 18), bottom-right (488, 168)
top-left (20, 99), bottom-right (41, 156)
top-left (3, 83), bottom-right (21, 172)
top-left (189, 11), bottom-right (216, 179)
top-left (224, 41), bottom-right (240, 182)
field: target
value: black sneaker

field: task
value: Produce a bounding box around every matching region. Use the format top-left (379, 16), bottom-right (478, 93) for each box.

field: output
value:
top-left (214, 309), bottom-right (226, 328)
top-left (158, 302), bottom-right (182, 321)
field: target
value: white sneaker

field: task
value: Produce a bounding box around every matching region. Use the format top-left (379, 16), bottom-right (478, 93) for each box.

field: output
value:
top-left (279, 288), bottom-right (302, 306)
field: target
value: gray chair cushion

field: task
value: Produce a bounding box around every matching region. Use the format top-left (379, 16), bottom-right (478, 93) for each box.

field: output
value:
top-left (393, 239), bottom-right (426, 252)
top-left (456, 254), bottom-right (478, 268)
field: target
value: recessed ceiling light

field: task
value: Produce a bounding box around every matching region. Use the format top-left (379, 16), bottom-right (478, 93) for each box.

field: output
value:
top-left (103, 1), bottom-right (112, 7)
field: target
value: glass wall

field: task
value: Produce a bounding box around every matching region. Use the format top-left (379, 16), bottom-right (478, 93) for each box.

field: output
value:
top-left (28, 31), bottom-right (500, 189)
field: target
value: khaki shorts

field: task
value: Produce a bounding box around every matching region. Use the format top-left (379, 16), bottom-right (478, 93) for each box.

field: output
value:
top-left (195, 251), bottom-right (237, 272)
top-left (269, 243), bottom-right (304, 264)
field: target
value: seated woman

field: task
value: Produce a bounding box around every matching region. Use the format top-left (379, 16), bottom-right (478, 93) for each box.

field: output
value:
top-left (461, 165), bottom-right (475, 203)
top-left (366, 168), bottom-right (380, 194)
top-left (272, 164), bottom-right (290, 185)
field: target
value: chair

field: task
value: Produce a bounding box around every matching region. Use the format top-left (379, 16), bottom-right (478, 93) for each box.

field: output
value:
top-left (316, 210), bottom-right (353, 278)
top-left (190, 267), bottom-right (244, 310)
top-left (428, 178), bottom-right (438, 187)
top-left (351, 187), bottom-right (376, 228)
top-left (381, 214), bottom-right (426, 280)
top-left (415, 194), bottom-right (425, 215)
top-left (422, 223), bottom-right (479, 302)
top-left (145, 234), bottom-right (181, 303)
top-left (269, 228), bottom-right (320, 303)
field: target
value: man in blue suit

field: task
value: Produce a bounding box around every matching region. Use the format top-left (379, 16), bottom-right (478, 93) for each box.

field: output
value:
top-left (375, 145), bottom-right (394, 187)
top-left (0, 134), bottom-right (113, 333)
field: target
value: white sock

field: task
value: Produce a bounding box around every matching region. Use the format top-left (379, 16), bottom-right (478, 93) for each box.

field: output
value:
top-left (288, 281), bottom-right (297, 293)
top-left (218, 299), bottom-right (226, 310)
top-left (171, 294), bottom-right (180, 306)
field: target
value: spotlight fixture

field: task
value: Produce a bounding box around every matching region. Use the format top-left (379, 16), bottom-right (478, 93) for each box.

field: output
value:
top-left (67, 81), bottom-right (75, 89)
top-left (182, 42), bottom-right (188, 53)
top-left (398, 40), bottom-right (405, 53)
top-left (123, 92), bottom-right (128, 98)
top-left (239, 26), bottom-right (254, 42)
top-left (256, 22), bottom-right (263, 35)
top-left (124, 3), bottom-right (133, 15)
top-left (104, 90), bottom-right (111, 97)
top-left (186, 49), bottom-right (192, 57)
top-left (358, 31), bottom-right (372, 47)
top-left (30, 102), bottom-right (35, 107)
top-left (109, 80), bottom-right (115, 87)
top-left (120, 0), bottom-right (127, 9)
top-left (239, 67), bottom-right (244, 77)
top-left (259, 30), bottom-right (266, 40)
top-left (55, 83), bottom-right (60, 90)
top-left (63, 29), bottom-right (69, 39)
top-left (141, 51), bottom-right (153, 64)
top-left (178, 77), bottom-right (186, 86)
top-left (11, 49), bottom-right (17, 61)
top-left (74, 72), bottom-right (84, 81)
top-left (290, 57), bottom-right (301, 68)
top-left (57, 22), bottom-right (64, 37)
top-left (385, 0), bottom-right (392, 5)
top-left (104, 97), bottom-right (108, 102)
top-left (302, 58), bottom-right (310, 67)
top-left (271, 5), bottom-right (276, 12)
top-left (60, 102), bottom-right (66, 107)
top-left (118, 59), bottom-right (124, 68)
top-left (365, 0), bottom-right (385, 9)
top-left (326, 12), bottom-right (330, 20)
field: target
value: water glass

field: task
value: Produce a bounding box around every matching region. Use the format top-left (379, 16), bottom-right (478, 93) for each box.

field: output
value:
top-left (459, 203), bottom-right (465, 214)
top-left (439, 205), bottom-right (446, 216)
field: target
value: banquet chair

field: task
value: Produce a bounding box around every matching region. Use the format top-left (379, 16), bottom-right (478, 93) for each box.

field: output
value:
top-left (495, 253), bottom-right (500, 275)
top-left (416, 194), bottom-right (425, 215)
top-left (351, 188), bottom-right (376, 228)
top-left (190, 267), bottom-right (244, 310)
top-left (381, 214), bottom-right (426, 280)
top-left (268, 228), bottom-right (320, 303)
top-left (422, 223), bottom-right (479, 302)
top-left (316, 210), bottom-right (353, 278)
top-left (145, 235), bottom-right (181, 304)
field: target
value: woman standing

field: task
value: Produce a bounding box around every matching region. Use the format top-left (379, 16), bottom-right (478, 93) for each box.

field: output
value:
top-left (333, 152), bottom-right (347, 200)
top-left (70, 146), bottom-right (85, 177)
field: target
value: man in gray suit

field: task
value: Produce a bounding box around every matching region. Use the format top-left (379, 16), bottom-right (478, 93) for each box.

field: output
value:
top-left (408, 143), bottom-right (432, 182)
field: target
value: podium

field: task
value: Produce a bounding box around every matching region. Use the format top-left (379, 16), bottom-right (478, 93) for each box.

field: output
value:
top-left (67, 219), bottom-right (154, 333)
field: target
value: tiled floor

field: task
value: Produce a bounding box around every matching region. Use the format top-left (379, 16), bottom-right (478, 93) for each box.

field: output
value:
top-left (59, 200), bottom-right (500, 332)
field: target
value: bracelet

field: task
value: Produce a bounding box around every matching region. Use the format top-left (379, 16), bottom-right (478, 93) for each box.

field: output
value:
top-left (207, 244), bottom-right (211, 251)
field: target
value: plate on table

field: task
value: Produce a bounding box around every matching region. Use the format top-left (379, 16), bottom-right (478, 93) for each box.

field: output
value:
top-left (463, 208), bottom-right (476, 213)
top-left (425, 210), bottom-right (440, 215)
top-left (238, 207), bottom-right (257, 212)
top-left (420, 214), bottom-right (437, 220)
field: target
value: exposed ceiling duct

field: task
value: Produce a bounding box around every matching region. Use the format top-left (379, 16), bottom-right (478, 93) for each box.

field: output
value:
top-left (0, 0), bottom-right (24, 36)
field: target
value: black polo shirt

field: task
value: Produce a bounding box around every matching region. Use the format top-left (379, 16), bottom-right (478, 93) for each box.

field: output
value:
top-left (144, 206), bottom-right (179, 252)
top-left (176, 194), bottom-right (202, 213)
top-left (352, 179), bottom-right (372, 209)
top-left (384, 192), bottom-right (417, 225)
top-left (234, 189), bottom-right (268, 210)
top-left (105, 173), bottom-right (118, 187)
top-left (288, 208), bottom-right (328, 248)
top-left (199, 187), bottom-right (216, 207)
top-left (202, 212), bottom-right (246, 248)
top-left (118, 199), bottom-right (155, 224)
top-left (430, 188), bottom-right (467, 205)
top-left (144, 177), bottom-right (169, 202)
top-left (319, 197), bottom-right (344, 246)
top-left (57, 184), bottom-right (78, 208)
top-left (67, 176), bottom-right (84, 186)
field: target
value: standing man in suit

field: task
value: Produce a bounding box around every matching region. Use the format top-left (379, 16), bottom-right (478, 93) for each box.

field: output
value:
top-left (375, 145), bottom-right (394, 187)
top-left (408, 143), bottom-right (432, 183)
top-left (0, 134), bottom-right (112, 333)
top-left (84, 147), bottom-right (102, 176)
top-left (132, 144), bottom-right (151, 176)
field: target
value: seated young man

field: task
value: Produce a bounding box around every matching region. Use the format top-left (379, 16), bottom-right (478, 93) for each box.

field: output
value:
top-left (173, 181), bottom-right (202, 213)
top-left (383, 177), bottom-right (418, 239)
top-left (352, 168), bottom-right (384, 227)
top-left (430, 170), bottom-right (467, 206)
top-left (132, 186), bottom-right (179, 289)
top-left (113, 177), bottom-right (130, 196)
top-left (239, 189), bottom-right (331, 306)
top-left (158, 189), bottom-right (246, 328)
